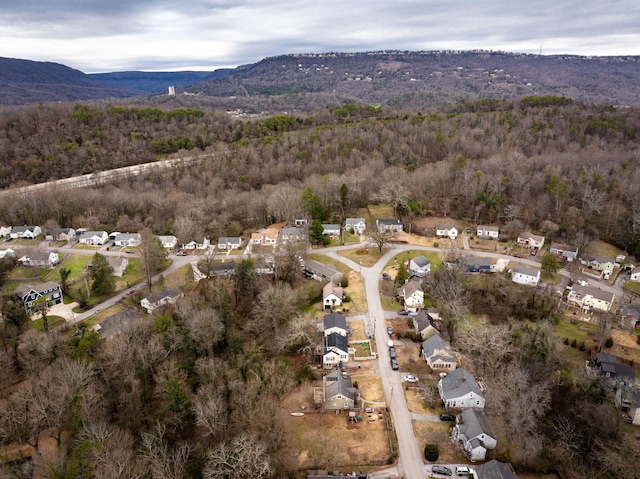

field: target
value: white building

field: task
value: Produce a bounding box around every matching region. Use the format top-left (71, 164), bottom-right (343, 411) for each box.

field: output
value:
top-left (511, 265), bottom-right (541, 286)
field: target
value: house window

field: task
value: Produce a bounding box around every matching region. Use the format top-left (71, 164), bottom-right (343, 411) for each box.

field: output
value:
top-left (476, 400), bottom-right (480, 405)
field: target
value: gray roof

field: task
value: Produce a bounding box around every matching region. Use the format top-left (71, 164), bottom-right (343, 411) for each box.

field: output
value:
top-left (79, 230), bottom-right (107, 239)
top-left (345, 217), bottom-right (365, 226)
top-left (621, 303), bottom-right (640, 321)
top-left (478, 225), bottom-right (499, 232)
top-left (439, 368), bottom-right (483, 401)
top-left (324, 332), bottom-right (349, 355)
top-left (207, 261), bottom-right (237, 276)
top-left (583, 254), bottom-right (615, 264)
top-left (456, 408), bottom-right (494, 442)
top-left (305, 260), bottom-right (341, 279)
top-left (11, 225), bottom-right (38, 233)
top-left (377, 218), bottom-right (402, 225)
top-left (512, 265), bottom-right (540, 277)
top-left (323, 312), bottom-right (347, 331)
top-left (146, 288), bottom-right (181, 304)
top-left (550, 242), bottom-right (578, 253)
top-left (411, 255), bottom-right (430, 268)
top-left (324, 370), bottom-right (356, 401)
top-left (436, 224), bottom-right (456, 230)
top-left (571, 284), bottom-right (614, 302)
top-left (98, 308), bottom-right (142, 338)
top-left (421, 335), bottom-right (453, 359)
top-left (518, 231), bottom-right (544, 243)
top-left (414, 310), bottom-right (436, 333)
top-left (15, 281), bottom-right (61, 298)
top-left (397, 281), bottom-right (422, 297)
top-left (474, 460), bottom-right (519, 479)
top-left (114, 233), bottom-right (139, 241)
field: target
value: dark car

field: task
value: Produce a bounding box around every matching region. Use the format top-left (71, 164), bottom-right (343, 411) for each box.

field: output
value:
top-left (439, 413), bottom-right (456, 422)
top-left (397, 310), bottom-right (409, 316)
top-left (432, 465), bottom-right (453, 476)
top-left (390, 358), bottom-right (399, 370)
top-left (389, 347), bottom-right (397, 360)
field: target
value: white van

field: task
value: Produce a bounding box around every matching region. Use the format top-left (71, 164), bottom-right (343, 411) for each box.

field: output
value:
top-left (387, 340), bottom-right (394, 348)
top-left (456, 466), bottom-right (472, 476)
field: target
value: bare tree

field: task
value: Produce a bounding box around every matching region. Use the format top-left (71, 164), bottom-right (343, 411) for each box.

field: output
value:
top-left (203, 433), bottom-right (272, 479)
top-left (139, 228), bottom-right (167, 288)
top-left (192, 385), bottom-right (228, 440)
top-left (369, 228), bottom-right (393, 255)
top-left (175, 300), bottom-right (225, 357)
top-left (423, 261), bottom-right (469, 342)
top-left (141, 422), bottom-right (191, 479)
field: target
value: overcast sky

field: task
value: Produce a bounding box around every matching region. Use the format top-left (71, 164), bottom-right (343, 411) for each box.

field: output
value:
top-left (2, 0), bottom-right (639, 73)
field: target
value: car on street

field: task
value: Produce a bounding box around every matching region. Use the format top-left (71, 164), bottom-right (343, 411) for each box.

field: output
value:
top-left (397, 310), bottom-right (409, 316)
top-left (126, 250), bottom-right (135, 254)
top-left (387, 326), bottom-right (394, 336)
top-left (512, 253), bottom-right (523, 258)
top-left (531, 248), bottom-right (538, 256)
top-left (389, 347), bottom-right (397, 359)
top-left (126, 289), bottom-right (135, 296)
top-left (382, 273), bottom-right (391, 280)
top-left (439, 413), bottom-right (456, 422)
top-left (432, 465), bottom-right (452, 476)
top-left (402, 374), bottom-right (418, 383)
top-left (390, 358), bottom-right (399, 370)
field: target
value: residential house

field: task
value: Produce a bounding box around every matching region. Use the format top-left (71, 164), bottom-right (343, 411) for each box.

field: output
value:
top-left (323, 332), bottom-right (350, 368)
top-left (0, 226), bottom-right (11, 238)
top-left (593, 352), bottom-right (635, 384)
top-left (345, 218), bottom-right (366, 235)
top-left (463, 256), bottom-right (493, 273)
top-left (18, 250), bottom-right (59, 268)
top-left (15, 282), bottom-right (63, 315)
top-left (94, 308), bottom-right (142, 339)
top-left (421, 335), bottom-right (457, 371)
top-left (10, 225), bottom-right (42, 239)
top-left (580, 254), bottom-right (616, 278)
top-left (620, 303), bottom-right (640, 331)
top-left (436, 224), bottom-right (458, 240)
top-left (323, 282), bottom-right (343, 310)
top-left (396, 281), bottom-right (424, 312)
top-left (182, 237), bottom-right (211, 250)
top-left (376, 218), bottom-right (403, 233)
top-left (615, 384), bottom-right (640, 426)
top-left (113, 233), bottom-right (141, 247)
top-left (321, 224), bottom-right (341, 237)
top-left (157, 235), bottom-right (178, 249)
top-left (217, 237), bottom-right (243, 250)
top-left (516, 232), bottom-right (545, 250)
top-left (413, 309), bottom-right (440, 339)
top-left (323, 370), bottom-right (357, 410)
top-left (549, 242), bottom-right (579, 262)
top-left (249, 230), bottom-right (278, 247)
top-left (511, 265), bottom-right (541, 286)
top-left (280, 227), bottom-right (305, 244)
top-left (476, 225), bottom-right (499, 239)
top-left (108, 256), bottom-right (129, 277)
top-left (323, 312), bottom-right (348, 337)
top-left (140, 289), bottom-right (183, 314)
top-left (452, 408), bottom-right (497, 462)
top-left (438, 367), bottom-right (485, 409)
top-left (45, 228), bottom-right (76, 242)
top-left (0, 248), bottom-right (16, 260)
top-left (630, 266), bottom-right (640, 282)
top-left (294, 217), bottom-right (307, 227)
top-left (567, 284), bottom-right (615, 312)
top-left (304, 260), bottom-right (343, 284)
top-left (408, 255), bottom-right (431, 277)
top-left (473, 460), bottom-right (519, 479)
top-left (204, 261), bottom-right (237, 278)
top-left (78, 230), bottom-right (109, 246)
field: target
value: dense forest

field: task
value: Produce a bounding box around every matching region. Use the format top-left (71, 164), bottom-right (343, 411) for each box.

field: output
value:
top-left (2, 94), bottom-right (640, 478)
top-left (2, 95), bottom-right (640, 255)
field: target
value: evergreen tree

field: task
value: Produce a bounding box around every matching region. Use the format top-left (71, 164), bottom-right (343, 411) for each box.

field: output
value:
top-left (90, 253), bottom-right (114, 296)
top-left (395, 261), bottom-right (410, 287)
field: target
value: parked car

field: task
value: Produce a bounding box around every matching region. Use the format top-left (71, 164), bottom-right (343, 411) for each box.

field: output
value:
top-left (387, 326), bottom-right (394, 336)
top-left (432, 465), bottom-right (452, 476)
top-left (126, 250), bottom-right (135, 254)
top-left (389, 347), bottom-right (397, 360)
top-left (387, 340), bottom-right (394, 348)
top-left (455, 466), bottom-right (472, 476)
top-left (439, 413), bottom-right (456, 422)
top-left (397, 310), bottom-right (409, 316)
top-left (402, 374), bottom-right (418, 383)
top-left (176, 251), bottom-right (187, 256)
top-left (390, 358), bottom-right (399, 370)
top-left (512, 253), bottom-right (523, 258)
top-left (126, 289), bottom-right (135, 296)
top-left (531, 248), bottom-right (538, 256)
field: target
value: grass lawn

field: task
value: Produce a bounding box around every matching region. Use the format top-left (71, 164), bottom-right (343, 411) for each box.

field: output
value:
top-left (8, 266), bottom-right (47, 281)
top-left (50, 254), bottom-right (91, 284)
top-left (384, 250), bottom-right (443, 272)
top-left (121, 258), bottom-right (146, 287)
top-left (555, 318), bottom-right (596, 370)
top-left (585, 239), bottom-right (627, 260)
top-left (541, 272), bottom-right (562, 284)
top-left (381, 297), bottom-right (402, 311)
top-left (31, 315), bottom-right (66, 331)
top-left (327, 230), bottom-right (361, 247)
top-left (366, 204), bottom-right (394, 222)
top-left (469, 237), bottom-right (507, 252)
top-left (305, 253), bottom-right (366, 312)
top-left (624, 281), bottom-right (640, 295)
top-left (337, 248), bottom-right (382, 267)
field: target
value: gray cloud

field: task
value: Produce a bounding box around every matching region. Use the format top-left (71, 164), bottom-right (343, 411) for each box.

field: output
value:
top-left (1, 0), bottom-right (639, 72)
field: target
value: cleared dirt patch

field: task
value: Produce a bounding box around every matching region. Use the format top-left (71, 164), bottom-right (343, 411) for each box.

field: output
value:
top-left (413, 421), bottom-right (460, 465)
top-left (353, 372), bottom-right (385, 405)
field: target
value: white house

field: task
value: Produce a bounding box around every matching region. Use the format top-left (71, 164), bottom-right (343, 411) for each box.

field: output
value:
top-left (549, 242), bottom-right (579, 262)
top-left (140, 289), bottom-right (183, 314)
top-left (182, 237), bottom-right (211, 250)
top-left (567, 284), bottom-right (615, 312)
top-left (408, 255), bottom-right (431, 277)
top-left (345, 218), bottom-right (366, 235)
top-left (476, 225), bottom-right (499, 239)
top-left (217, 237), bottom-right (243, 250)
top-left (113, 233), bottom-right (141, 247)
top-left (157, 235), bottom-right (178, 249)
top-left (323, 312), bottom-right (348, 337)
top-left (436, 224), bottom-right (458, 240)
top-left (322, 224), bottom-right (341, 237)
top-left (452, 408), bottom-right (497, 462)
top-left (0, 226), bottom-right (11, 238)
top-left (396, 281), bottom-right (424, 312)
top-left (438, 367), bottom-right (485, 409)
top-left (108, 256), bottom-right (129, 277)
top-left (511, 265), bottom-right (541, 286)
top-left (516, 232), bottom-right (545, 250)
top-left (323, 282), bottom-right (343, 310)
top-left (0, 248), bottom-right (16, 259)
top-left (46, 228), bottom-right (76, 242)
top-left (18, 250), bottom-right (59, 268)
top-left (10, 225), bottom-right (42, 239)
top-left (78, 230), bottom-right (109, 246)
top-left (421, 335), bottom-right (457, 371)
top-left (323, 332), bottom-right (350, 368)
top-left (250, 230), bottom-right (278, 246)
top-left (630, 266), bottom-right (640, 283)
top-left (376, 219), bottom-right (403, 233)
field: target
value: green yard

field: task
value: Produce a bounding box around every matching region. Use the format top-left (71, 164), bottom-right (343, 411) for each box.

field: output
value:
top-left (384, 250), bottom-right (443, 272)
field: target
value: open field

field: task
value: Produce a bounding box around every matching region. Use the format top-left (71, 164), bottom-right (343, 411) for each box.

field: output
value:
top-left (384, 250), bottom-right (443, 274)
top-left (585, 239), bottom-right (628, 260)
top-left (337, 248), bottom-right (381, 267)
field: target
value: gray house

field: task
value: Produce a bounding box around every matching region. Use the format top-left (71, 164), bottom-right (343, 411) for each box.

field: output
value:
top-left (474, 460), bottom-right (519, 479)
top-left (15, 282), bottom-right (63, 315)
top-left (408, 255), bottom-right (431, 277)
top-left (438, 367), bottom-right (485, 409)
top-left (323, 370), bottom-right (357, 410)
top-left (95, 308), bottom-right (142, 339)
top-left (304, 260), bottom-right (343, 285)
top-left (421, 334), bottom-right (457, 371)
top-left (376, 218), bottom-right (403, 233)
top-left (452, 408), bottom-right (497, 461)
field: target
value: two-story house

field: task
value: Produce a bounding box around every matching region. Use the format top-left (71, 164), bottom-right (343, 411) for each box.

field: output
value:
top-left (15, 282), bottom-right (63, 315)
top-left (376, 219), bottom-right (403, 233)
top-left (345, 218), bottom-right (366, 235)
top-left (421, 334), bottom-right (457, 371)
top-left (516, 232), bottom-right (545, 250)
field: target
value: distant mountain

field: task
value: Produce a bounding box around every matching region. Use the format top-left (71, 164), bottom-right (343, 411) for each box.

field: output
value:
top-left (0, 57), bottom-right (143, 106)
top-left (89, 70), bottom-right (229, 94)
top-left (188, 50), bottom-right (640, 108)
